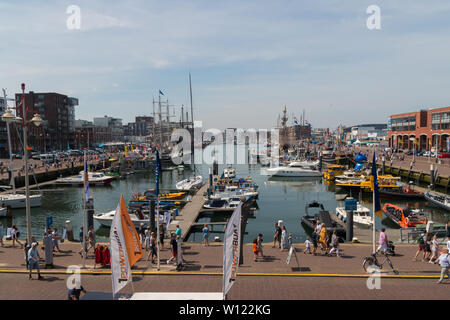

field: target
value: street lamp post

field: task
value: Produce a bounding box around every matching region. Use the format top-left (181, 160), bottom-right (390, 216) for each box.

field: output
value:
top-left (2, 84), bottom-right (43, 244)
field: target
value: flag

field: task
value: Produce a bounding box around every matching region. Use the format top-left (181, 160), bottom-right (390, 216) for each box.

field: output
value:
top-left (124, 145), bottom-right (127, 158)
top-left (223, 202), bottom-right (242, 298)
top-left (155, 150), bottom-right (160, 195)
top-left (67, 144), bottom-right (71, 151)
top-left (159, 90), bottom-right (164, 96)
top-left (83, 154), bottom-right (90, 201)
top-left (293, 117), bottom-right (299, 125)
top-left (130, 144), bottom-right (134, 152)
top-left (371, 152), bottom-right (382, 218)
top-left (305, 120), bottom-right (311, 127)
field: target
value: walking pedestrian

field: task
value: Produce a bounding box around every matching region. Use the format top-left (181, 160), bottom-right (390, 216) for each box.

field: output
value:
top-left (138, 223), bottom-right (145, 245)
top-left (28, 242), bottom-right (43, 280)
top-left (257, 233), bottom-right (264, 259)
top-left (328, 230), bottom-right (341, 257)
top-left (413, 232), bottom-right (427, 261)
top-left (147, 232), bottom-right (157, 263)
top-left (52, 228), bottom-right (61, 252)
top-left (436, 248), bottom-right (450, 284)
top-left (311, 232), bottom-right (318, 255)
top-left (11, 225), bottom-right (23, 248)
top-left (144, 226), bottom-right (151, 251)
top-left (159, 223), bottom-right (165, 250)
top-left (272, 222), bottom-right (281, 248)
top-left (429, 235), bottom-right (440, 264)
top-left (78, 227), bottom-right (86, 256)
top-left (376, 228), bottom-right (388, 254)
top-left (319, 223), bottom-right (327, 252)
top-left (0, 221), bottom-right (4, 247)
top-left (175, 225), bottom-right (182, 238)
top-left (202, 224), bottom-right (209, 247)
top-left (280, 225), bottom-right (288, 251)
top-left (86, 226), bottom-right (96, 255)
top-left (167, 233), bottom-right (178, 264)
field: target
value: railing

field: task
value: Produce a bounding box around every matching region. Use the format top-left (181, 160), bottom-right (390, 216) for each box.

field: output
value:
top-left (401, 226), bottom-right (448, 243)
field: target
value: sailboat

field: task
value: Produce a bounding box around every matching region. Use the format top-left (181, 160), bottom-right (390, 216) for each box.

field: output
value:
top-left (175, 73), bottom-right (203, 190)
top-left (0, 91), bottom-right (41, 209)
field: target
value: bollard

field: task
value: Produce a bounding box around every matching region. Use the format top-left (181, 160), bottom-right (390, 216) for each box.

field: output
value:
top-left (430, 164), bottom-right (435, 190)
top-left (65, 220), bottom-right (74, 241)
top-left (381, 157), bottom-right (385, 175)
top-left (346, 210), bottom-right (354, 242)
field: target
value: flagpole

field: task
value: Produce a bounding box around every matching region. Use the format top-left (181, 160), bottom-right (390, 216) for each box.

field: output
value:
top-left (157, 196), bottom-right (160, 271)
top-left (372, 181), bottom-right (376, 254)
top-left (82, 149), bottom-right (87, 268)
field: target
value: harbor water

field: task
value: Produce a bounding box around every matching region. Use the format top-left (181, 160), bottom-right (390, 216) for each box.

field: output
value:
top-left (2, 159), bottom-right (449, 244)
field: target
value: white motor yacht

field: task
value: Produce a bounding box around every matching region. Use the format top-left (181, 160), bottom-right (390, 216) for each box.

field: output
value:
top-left (203, 198), bottom-right (240, 210)
top-left (266, 161), bottom-right (322, 177)
top-left (176, 175), bottom-right (203, 190)
top-left (335, 203), bottom-right (373, 228)
top-left (0, 193), bottom-right (42, 209)
top-left (55, 171), bottom-right (114, 186)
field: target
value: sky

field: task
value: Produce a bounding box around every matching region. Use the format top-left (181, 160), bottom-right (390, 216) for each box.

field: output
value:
top-left (1, 0), bottom-right (450, 130)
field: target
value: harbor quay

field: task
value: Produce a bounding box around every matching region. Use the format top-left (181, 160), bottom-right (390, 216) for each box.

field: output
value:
top-left (0, 241), bottom-right (448, 300)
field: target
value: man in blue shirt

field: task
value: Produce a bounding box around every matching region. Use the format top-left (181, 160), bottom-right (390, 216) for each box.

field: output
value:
top-left (175, 225), bottom-right (182, 237)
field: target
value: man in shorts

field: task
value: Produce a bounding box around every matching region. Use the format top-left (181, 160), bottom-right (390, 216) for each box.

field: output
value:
top-left (272, 223), bottom-right (281, 248)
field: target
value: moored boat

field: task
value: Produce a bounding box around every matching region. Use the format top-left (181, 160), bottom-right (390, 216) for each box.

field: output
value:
top-left (382, 203), bottom-right (428, 228)
top-left (335, 202), bottom-right (373, 228)
top-left (55, 171), bottom-right (114, 186)
top-left (424, 191), bottom-right (450, 211)
top-left (301, 201), bottom-right (346, 237)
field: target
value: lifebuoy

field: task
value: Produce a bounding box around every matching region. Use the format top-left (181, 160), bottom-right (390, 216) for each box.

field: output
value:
top-left (405, 217), bottom-right (410, 226)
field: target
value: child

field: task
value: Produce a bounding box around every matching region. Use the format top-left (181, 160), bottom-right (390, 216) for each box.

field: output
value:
top-left (252, 239), bottom-right (259, 261)
top-left (304, 236), bottom-right (311, 254)
top-left (436, 248), bottom-right (449, 284)
top-left (257, 234), bottom-right (264, 259)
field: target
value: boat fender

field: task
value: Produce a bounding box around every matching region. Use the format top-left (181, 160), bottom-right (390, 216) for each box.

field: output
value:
top-left (405, 217), bottom-right (410, 226)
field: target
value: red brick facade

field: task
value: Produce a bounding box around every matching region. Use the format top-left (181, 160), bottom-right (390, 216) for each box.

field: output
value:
top-left (388, 106), bottom-right (450, 152)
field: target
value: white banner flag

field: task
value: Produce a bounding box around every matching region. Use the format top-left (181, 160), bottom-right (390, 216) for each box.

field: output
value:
top-left (223, 202), bottom-right (242, 299)
top-left (110, 201), bottom-right (131, 297)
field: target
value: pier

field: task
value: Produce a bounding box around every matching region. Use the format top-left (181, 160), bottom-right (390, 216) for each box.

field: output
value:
top-left (167, 182), bottom-right (209, 241)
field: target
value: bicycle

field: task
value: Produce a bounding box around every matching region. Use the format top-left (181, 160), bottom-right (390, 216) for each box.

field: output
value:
top-left (363, 252), bottom-right (399, 275)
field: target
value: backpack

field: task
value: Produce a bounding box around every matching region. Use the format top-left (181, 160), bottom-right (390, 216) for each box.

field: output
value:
top-left (416, 235), bottom-right (424, 244)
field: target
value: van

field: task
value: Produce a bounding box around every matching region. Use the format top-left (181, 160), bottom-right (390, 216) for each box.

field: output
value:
top-left (39, 154), bottom-right (56, 163)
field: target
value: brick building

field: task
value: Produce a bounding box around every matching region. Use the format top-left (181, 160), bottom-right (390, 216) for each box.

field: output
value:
top-left (388, 106), bottom-right (450, 152)
top-left (12, 92), bottom-right (78, 153)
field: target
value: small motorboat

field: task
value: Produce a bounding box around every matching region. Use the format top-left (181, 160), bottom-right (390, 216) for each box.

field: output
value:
top-left (424, 191), bottom-right (450, 211)
top-left (379, 182), bottom-right (424, 199)
top-left (176, 175), bottom-right (203, 190)
top-left (382, 203), bottom-right (428, 228)
top-left (203, 198), bottom-right (240, 210)
top-left (134, 189), bottom-right (187, 201)
top-left (301, 201), bottom-right (346, 237)
top-left (335, 202), bottom-right (373, 228)
top-left (0, 193), bottom-right (42, 209)
top-left (267, 161), bottom-right (322, 178)
top-left (94, 209), bottom-right (148, 228)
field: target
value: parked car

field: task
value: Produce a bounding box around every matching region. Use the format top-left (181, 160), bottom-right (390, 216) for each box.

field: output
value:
top-left (438, 152), bottom-right (450, 158)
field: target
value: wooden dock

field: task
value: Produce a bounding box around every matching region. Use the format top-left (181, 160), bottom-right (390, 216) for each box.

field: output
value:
top-left (167, 182), bottom-right (209, 241)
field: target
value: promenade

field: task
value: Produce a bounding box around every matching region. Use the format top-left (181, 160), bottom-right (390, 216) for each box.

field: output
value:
top-left (0, 241), bottom-right (448, 300)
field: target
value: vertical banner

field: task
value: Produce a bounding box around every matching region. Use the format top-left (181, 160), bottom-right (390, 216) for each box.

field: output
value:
top-left (110, 200), bottom-right (131, 297)
top-left (223, 202), bottom-right (242, 299)
top-left (447, 137), bottom-right (449, 152)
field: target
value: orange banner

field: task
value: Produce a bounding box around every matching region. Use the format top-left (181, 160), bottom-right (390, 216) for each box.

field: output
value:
top-left (119, 194), bottom-right (142, 267)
